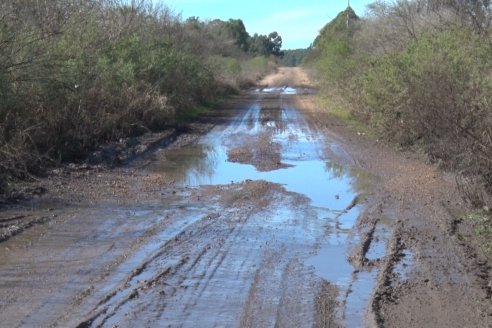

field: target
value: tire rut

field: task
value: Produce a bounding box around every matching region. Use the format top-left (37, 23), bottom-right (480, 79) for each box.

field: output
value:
top-left (76, 202), bottom-right (259, 327)
top-left (0, 214), bottom-right (55, 244)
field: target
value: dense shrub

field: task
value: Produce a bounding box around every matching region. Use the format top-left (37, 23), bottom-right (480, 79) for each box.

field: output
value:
top-left (0, 3), bottom-right (179, 178)
top-left (359, 30), bottom-right (492, 207)
top-left (362, 30), bottom-right (491, 148)
top-left (0, 0), bottom-right (281, 191)
top-left (241, 56), bottom-right (273, 85)
top-left (307, 8), bottom-right (361, 88)
top-left (281, 49), bottom-right (309, 67)
top-left (305, 1), bottom-right (492, 206)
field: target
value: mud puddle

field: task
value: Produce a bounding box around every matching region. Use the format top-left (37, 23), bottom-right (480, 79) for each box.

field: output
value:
top-left (395, 248), bottom-right (414, 280)
top-left (0, 87), bottom-right (389, 327)
top-left (150, 88), bottom-right (354, 210)
top-left (147, 87), bottom-right (385, 326)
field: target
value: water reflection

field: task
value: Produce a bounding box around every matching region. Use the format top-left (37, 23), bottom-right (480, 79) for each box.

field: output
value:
top-left (151, 144), bottom-right (221, 185)
top-left (149, 97), bottom-right (358, 210)
top-left (147, 88), bottom-right (377, 327)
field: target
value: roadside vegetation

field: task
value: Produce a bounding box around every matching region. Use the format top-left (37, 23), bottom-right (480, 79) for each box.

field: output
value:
top-left (467, 210), bottom-right (492, 253)
top-left (305, 1), bottom-right (492, 212)
top-left (281, 49), bottom-right (309, 67)
top-left (0, 0), bottom-right (283, 194)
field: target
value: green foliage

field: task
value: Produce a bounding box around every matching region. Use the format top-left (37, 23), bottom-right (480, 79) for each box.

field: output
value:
top-left (313, 7), bottom-right (359, 47)
top-left (242, 56), bottom-right (271, 82)
top-left (249, 32), bottom-right (284, 57)
top-left (281, 49), bottom-right (309, 67)
top-left (305, 7), bottom-right (361, 88)
top-left (224, 19), bottom-right (250, 51)
top-left (306, 2), bottom-right (492, 206)
top-left (466, 211), bottom-right (492, 254)
top-left (243, 56), bottom-right (269, 72)
top-left (208, 56), bottom-right (241, 77)
top-left (193, 18), bottom-right (284, 58)
top-left (0, 0), bottom-right (280, 190)
top-left (206, 55), bottom-right (273, 88)
top-left (361, 30), bottom-right (492, 156)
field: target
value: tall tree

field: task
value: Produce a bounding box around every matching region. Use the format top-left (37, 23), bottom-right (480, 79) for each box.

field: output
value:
top-left (225, 19), bottom-right (250, 51)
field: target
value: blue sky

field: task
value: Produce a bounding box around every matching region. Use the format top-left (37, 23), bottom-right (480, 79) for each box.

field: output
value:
top-left (161, 0), bottom-right (375, 49)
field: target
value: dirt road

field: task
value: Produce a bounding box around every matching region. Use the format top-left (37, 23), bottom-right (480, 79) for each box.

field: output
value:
top-left (0, 67), bottom-right (490, 327)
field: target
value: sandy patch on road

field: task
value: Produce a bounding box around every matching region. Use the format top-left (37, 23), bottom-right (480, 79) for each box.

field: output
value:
top-left (259, 67), bottom-right (315, 88)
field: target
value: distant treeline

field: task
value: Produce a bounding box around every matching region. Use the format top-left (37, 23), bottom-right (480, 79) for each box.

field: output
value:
top-left (281, 49), bottom-right (309, 67)
top-left (0, 0), bottom-right (283, 192)
top-left (305, 1), bottom-right (492, 206)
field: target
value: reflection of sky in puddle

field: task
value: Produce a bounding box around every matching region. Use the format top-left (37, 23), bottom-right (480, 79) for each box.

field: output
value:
top-left (179, 153), bottom-right (353, 210)
top-left (256, 86), bottom-right (298, 94)
top-left (395, 249), bottom-right (414, 280)
top-left (148, 91), bottom-right (379, 327)
top-left (151, 101), bottom-right (356, 210)
top-left (306, 245), bottom-right (353, 285)
top-left (366, 221), bottom-right (392, 261)
top-left (345, 270), bottom-right (378, 326)
top-left (305, 206), bottom-right (362, 285)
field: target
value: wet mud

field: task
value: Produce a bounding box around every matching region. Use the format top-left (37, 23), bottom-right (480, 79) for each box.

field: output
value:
top-left (1, 67), bottom-right (490, 328)
top-left (0, 83), bottom-right (382, 327)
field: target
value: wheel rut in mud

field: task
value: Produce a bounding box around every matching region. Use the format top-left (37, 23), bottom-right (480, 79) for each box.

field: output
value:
top-left (0, 80), bottom-right (397, 327)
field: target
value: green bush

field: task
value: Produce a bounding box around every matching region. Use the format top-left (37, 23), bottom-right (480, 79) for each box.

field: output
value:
top-left (241, 56), bottom-right (271, 84)
top-left (0, 1), bottom-right (281, 193)
top-left (305, 4), bottom-right (492, 206)
top-left (361, 29), bottom-right (492, 206)
top-left (360, 29), bottom-right (492, 160)
top-left (0, 2), bottom-right (211, 188)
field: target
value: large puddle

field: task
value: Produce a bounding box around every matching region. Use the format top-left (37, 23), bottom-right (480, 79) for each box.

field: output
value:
top-left (148, 87), bottom-right (381, 326)
top-left (150, 90), bottom-right (354, 210)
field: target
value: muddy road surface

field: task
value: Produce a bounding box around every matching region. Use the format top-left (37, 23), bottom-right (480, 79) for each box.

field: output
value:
top-left (1, 67), bottom-right (491, 327)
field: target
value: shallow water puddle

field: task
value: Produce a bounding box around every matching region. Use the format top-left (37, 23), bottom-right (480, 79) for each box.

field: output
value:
top-left (151, 92), bottom-right (354, 210)
top-left (344, 270), bottom-right (378, 326)
top-left (395, 249), bottom-right (414, 280)
top-left (366, 217), bottom-right (393, 261)
top-left (149, 87), bottom-right (381, 326)
top-left (306, 204), bottom-right (379, 326)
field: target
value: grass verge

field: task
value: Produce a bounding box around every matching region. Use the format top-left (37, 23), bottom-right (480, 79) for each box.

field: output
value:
top-left (465, 210), bottom-right (492, 255)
